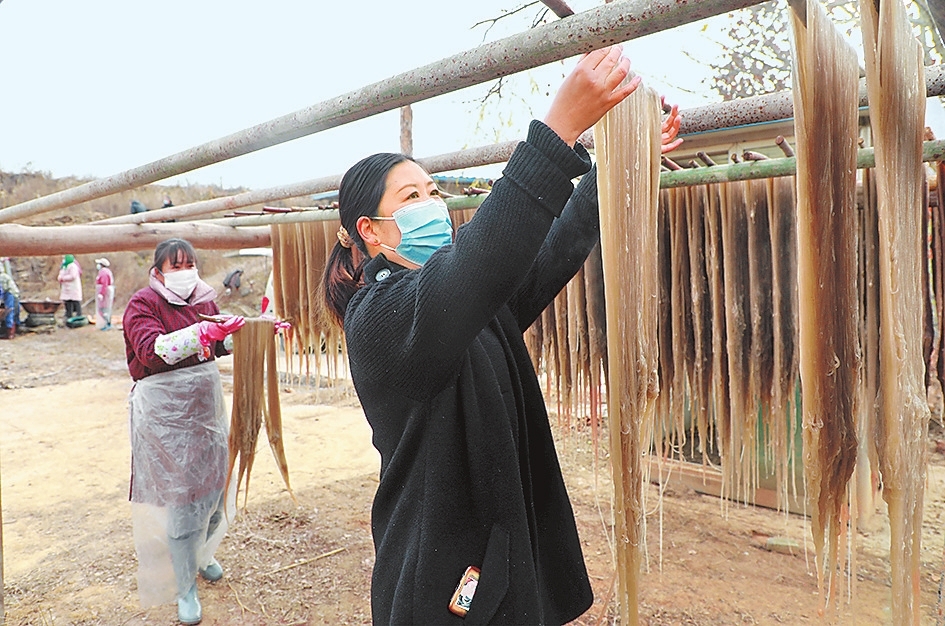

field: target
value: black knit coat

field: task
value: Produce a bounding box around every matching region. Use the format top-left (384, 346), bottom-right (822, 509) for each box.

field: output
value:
top-left (345, 121), bottom-right (602, 625)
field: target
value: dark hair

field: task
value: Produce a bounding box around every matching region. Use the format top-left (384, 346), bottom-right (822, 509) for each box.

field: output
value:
top-left (322, 153), bottom-right (417, 327)
top-left (151, 238), bottom-right (198, 273)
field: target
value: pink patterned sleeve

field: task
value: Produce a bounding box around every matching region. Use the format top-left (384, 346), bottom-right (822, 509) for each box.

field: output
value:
top-left (154, 324), bottom-right (206, 364)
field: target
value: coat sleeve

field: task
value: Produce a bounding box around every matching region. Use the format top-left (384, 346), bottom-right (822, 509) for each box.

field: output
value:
top-left (346, 121), bottom-right (591, 398)
top-left (506, 163), bottom-right (601, 331)
top-left (123, 294), bottom-right (174, 371)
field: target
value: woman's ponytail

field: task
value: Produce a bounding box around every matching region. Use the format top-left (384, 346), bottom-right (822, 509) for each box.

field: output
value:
top-left (322, 238), bottom-right (365, 328)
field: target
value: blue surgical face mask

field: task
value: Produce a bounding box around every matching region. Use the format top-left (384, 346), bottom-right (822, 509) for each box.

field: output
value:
top-left (373, 198), bottom-right (452, 266)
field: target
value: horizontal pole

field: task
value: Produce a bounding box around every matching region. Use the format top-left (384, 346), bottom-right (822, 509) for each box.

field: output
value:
top-left (659, 139), bottom-right (945, 188)
top-left (678, 65), bottom-right (945, 136)
top-left (5, 140), bottom-right (943, 255)
top-left (93, 175), bottom-right (342, 225)
top-left (0, 0), bottom-right (767, 225)
top-left (80, 64), bottom-right (945, 226)
top-left (205, 194), bottom-right (488, 228)
top-left (183, 139), bottom-right (945, 229)
top-left (0, 222), bottom-right (270, 256)
top-left (129, 135), bottom-right (945, 227)
top-left (93, 145), bottom-right (511, 226)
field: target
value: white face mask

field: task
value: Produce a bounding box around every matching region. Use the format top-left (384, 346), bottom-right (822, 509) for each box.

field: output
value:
top-left (162, 268), bottom-right (199, 299)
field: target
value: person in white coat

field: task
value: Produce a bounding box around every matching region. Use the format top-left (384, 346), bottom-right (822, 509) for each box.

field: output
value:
top-left (57, 254), bottom-right (83, 319)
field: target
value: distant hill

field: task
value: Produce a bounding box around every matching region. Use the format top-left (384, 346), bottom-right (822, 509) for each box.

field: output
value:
top-left (0, 169), bottom-right (270, 318)
top-left (0, 168), bottom-right (248, 226)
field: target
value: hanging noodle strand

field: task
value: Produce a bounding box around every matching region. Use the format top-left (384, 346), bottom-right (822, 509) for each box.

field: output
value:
top-left (594, 78), bottom-right (662, 626)
top-left (861, 0), bottom-right (930, 622)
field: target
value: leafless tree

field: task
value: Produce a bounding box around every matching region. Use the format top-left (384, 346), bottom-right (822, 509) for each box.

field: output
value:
top-left (704, 0), bottom-right (943, 101)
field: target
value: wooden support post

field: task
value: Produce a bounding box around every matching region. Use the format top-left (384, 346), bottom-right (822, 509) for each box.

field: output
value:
top-left (0, 223), bottom-right (270, 256)
top-left (400, 105), bottom-right (413, 157)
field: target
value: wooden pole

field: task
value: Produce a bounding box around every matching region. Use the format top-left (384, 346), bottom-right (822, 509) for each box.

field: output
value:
top-left (1, 450), bottom-right (4, 625)
top-left (676, 64), bottom-right (945, 136)
top-left (21, 65), bottom-right (945, 227)
top-left (93, 175), bottom-right (341, 225)
top-left (92, 143), bottom-right (519, 225)
top-left (7, 140), bottom-right (943, 254)
top-left (659, 139), bottom-right (945, 188)
top-left (540, 0), bottom-right (575, 18)
top-left (203, 194), bottom-right (488, 228)
top-left (0, 195), bottom-right (475, 255)
top-left (0, 0), bottom-right (769, 225)
top-left (0, 222), bottom-right (270, 256)
top-left (400, 105), bottom-right (413, 157)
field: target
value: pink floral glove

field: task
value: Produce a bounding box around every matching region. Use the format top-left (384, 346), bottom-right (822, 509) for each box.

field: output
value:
top-left (197, 316), bottom-right (245, 346)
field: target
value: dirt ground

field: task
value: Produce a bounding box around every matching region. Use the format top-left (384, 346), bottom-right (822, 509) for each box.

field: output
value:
top-left (2, 320), bottom-right (945, 625)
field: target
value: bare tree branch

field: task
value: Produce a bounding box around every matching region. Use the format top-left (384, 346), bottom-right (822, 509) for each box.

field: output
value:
top-left (472, 2), bottom-right (541, 40)
top-left (531, 7), bottom-right (552, 28)
top-left (480, 76), bottom-right (508, 105)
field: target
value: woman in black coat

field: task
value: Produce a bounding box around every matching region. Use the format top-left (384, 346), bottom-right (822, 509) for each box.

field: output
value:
top-left (322, 45), bottom-right (673, 625)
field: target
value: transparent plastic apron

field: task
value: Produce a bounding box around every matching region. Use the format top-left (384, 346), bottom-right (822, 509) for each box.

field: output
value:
top-left (128, 361), bottom-right (234, 605)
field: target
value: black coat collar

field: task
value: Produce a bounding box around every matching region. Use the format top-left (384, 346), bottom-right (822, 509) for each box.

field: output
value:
top-left (363, 253), bottom-right (408, 285)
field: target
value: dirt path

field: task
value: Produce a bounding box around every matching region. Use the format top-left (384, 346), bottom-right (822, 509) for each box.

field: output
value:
top-left (1, 325), bottom-right (944, 624)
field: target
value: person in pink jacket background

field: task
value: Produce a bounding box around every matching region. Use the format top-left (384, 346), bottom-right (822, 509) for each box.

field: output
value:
top-left (57, 254), bottom-right (83, 320)
top-left (94, 257), bottom-right (115, 330)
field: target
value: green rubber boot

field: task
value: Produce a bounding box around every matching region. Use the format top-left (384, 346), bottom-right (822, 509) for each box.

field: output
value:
top-left (199, 557), bottom-right (223, 582)
top-left (177, 583), bottom-right (202, 625)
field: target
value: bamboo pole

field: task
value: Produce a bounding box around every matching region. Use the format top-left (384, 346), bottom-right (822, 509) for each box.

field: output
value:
top-left (93, 176), bottom-right (341, 225)
top-left (0, 195), bottom-right (485, 255)
top-left (5, 139), bottom-right (943, 254)
top-left (1, 452), bottom-right (4, 625)
top-left (0, 0), bottom-right (768, 225)
top-left (91, 145), bottom-right (515, 225)
top-left (400, 105), bottom-right (414, 157)
top-left (205, 194), bottom-right (487, 228)
top-left (659, 139), bottom-right (945, 188)
top-left (540, 0), bottom-right (576, 18)
top-left (676, 64), bottom-right (944, 136)
top-left (58, 65), bottom-right (945, 227)
top-left (0, 222), bottom-right (270, 256)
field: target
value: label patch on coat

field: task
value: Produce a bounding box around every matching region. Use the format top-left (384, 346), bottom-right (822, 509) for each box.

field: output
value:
top-left (448, 566), bottom-right (480, 617)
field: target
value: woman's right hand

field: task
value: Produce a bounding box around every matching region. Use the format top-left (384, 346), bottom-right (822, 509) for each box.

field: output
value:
top-left (543, 44), bottom-right (641, 146)
top-left (197, 315), bottom-right (245, 346)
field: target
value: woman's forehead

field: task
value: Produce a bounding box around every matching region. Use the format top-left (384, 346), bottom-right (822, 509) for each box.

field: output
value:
top-left (168, 249), bottom-right (195, 265)
top-left (385, 160), bottom-right (433, 192)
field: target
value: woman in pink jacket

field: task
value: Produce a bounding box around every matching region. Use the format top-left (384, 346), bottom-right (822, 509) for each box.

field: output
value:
top-left (94, 257), bottom-right (115, 330)
top-left (57, 254), bottom-right (83, 319)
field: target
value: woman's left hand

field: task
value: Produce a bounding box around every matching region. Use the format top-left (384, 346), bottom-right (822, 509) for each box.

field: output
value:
top-left (661, 96), bottom-right (684, 154)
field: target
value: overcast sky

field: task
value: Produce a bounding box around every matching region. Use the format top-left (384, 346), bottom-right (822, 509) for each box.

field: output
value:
top-left (0, 0), bottom-right (745, 192)
top-left (12, 1), bottom-right (941, 195)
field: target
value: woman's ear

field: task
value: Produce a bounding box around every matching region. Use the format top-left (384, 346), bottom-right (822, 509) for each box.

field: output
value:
top-left (356, 215), bottom-right (376, 245)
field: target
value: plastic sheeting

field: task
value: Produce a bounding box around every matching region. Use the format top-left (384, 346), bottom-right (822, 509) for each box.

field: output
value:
top-left (128, 362), bottom-right (235, 605)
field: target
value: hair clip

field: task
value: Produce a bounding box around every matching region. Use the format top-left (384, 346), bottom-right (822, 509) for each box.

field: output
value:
top-left (337, 226), bottom-right (354, 248)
